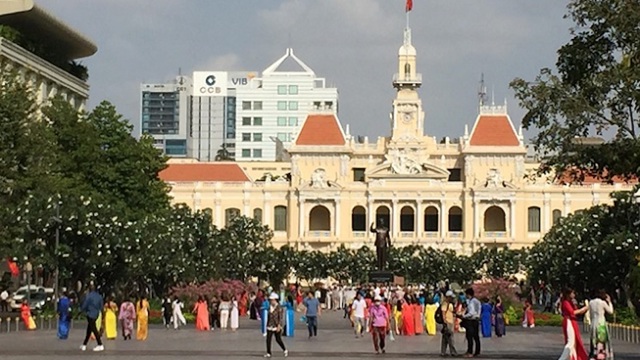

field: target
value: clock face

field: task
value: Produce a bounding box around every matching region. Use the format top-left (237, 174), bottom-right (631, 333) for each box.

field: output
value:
top-left (402, 112), bottom-right (413, 123)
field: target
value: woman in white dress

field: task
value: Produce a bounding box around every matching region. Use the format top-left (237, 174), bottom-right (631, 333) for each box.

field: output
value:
top-left (588, 290), bottom-right (614, 360)
top-left (230, 295), bottom-right (239, 331)
top-left (219, 296), bottom-right (231, 330)
top-left (172, 297), bottom-right (186, 330)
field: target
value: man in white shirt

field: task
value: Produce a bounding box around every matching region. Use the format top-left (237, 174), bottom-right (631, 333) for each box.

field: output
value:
top-left (0, 289), bottom-right (9, 312)
top-left (461, 288), bottom-right (481, 358)
top-left (352, 293), bottom-right (367, 337)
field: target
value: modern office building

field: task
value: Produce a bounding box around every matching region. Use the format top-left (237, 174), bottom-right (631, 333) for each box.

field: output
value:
top-left (0, 0), bottom-right (97, 110)
top-left (159, 22), bottom-right (635, 253)
top-left (140, 76), bottom-right (191, 156)
top-left (234, 48), bottom-right (339, 161)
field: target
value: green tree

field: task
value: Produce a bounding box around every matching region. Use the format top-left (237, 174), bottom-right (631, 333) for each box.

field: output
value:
top-left (215, 143), bottom-right (233, 161)
top-left (510, 0), bottom-right (640, 181)
top-left (217, 216), bottom-right (273, 281)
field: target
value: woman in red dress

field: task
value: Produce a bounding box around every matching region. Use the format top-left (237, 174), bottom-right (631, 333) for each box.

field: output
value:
top-left (239, 291), bottom-right (248, 317)
top-left (558, 288), bottom-right (589, 360)
top-left (401, 299), bottom-right (415, 336)
top-left (413, 299), bottom-right (424, 335)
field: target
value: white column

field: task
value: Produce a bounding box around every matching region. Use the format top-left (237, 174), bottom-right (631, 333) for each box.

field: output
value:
top-left (367, 199), bottom-right (374, 242)
top-left (264, 193), bottom-right (272, 229)
top-left (440, 200), bottom-right (446, 237)
top-left (543, 194), bottom-right (550, 233)
top-left (392, 199), bottom-right (399, 238)
top-left (335, 199), bottom-right (341, 238)
top-left (214, 199), bottom-right (222, 228)
top-left (510, 200), bottom-right (516, 239)
top-left (298, 199), bottom-right (305, 238)
top-left (243, 199), bottom-right (250, 217)
top-left (473, 200), bottom-right (480, 239)
top-left (563, 193), bottom-right (571, 216)
top-left (416, 201), bottom-right (423, 237)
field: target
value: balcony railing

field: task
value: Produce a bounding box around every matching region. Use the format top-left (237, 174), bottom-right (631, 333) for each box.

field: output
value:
top-left (447, 232), bottom-right (463, 238)
top-left (400, 232), bottom-right (415, 238)
top-left (423, 232), bottom-right (439, 238)
top-left (483, 231), bottom-right (507, 238)
top-left (308, 231), bottom-right (331, 237)
top-left (393, 73), bottom-right (423, 84)
top-left (352, 231), bottom-right (367, 238)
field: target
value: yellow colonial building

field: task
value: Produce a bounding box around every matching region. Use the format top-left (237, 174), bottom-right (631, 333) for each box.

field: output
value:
top-left (160, 26), bottom-right (634, 254)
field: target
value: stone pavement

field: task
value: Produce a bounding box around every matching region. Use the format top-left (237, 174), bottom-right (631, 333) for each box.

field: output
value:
top-left (0, 311), bottom-right (638, 360)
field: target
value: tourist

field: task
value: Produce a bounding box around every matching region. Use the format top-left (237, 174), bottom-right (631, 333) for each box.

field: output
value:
top-left (172, 297), bottom-right (186, 330)
top-left (424, 297), bottom-right (438, 336)
top-left (481, 298), bottom-right (493, 338)
top-left (588, 289), bottom-right (614, 360)
top-left (57, 291), bottom-right (71, 340)
top-left (493, 296), bottom-right (506, 337)
top-left (230, 294), bottom-right (240, 331)
top-left (136, 295), bottom-right (150, 340)
top-left (370, 295), bottom-right (389, 354)
top-left (283, 295), bottom-right (295, 337)
top-left (303, 291), bottom-right (321, 338)
top-left (401, 298), bottom-right (415, 336)
top-left (393, 298), bottom-right (402, 335)
top-left (219, 295), bottom-right (231, 330)
top-left (440, 291), bottom-right (458, 357)
top-left (119, 295), bottom-right (136, 339)
top-left (210, 296), bottom-right (220, 331)
top-left (20, 299), bottom-right (36, 331)
top-left (80, 284), bottom-right (103, 351)
top-left (352, 292), bottom-right (367, 337)
top-left (264, 293), bottom-right (288, 358)
top-left (558, 288), bottom-right (589, 360)
top-left (162, 297), bottom-right (172, 329)
top-left (522, 299), bottom-right (535, 328)
top-left (239, 291), bottom-right (248, 317)
top-left (0, 288), bottom-right (9, 312)
top-left (249, 291), bottom-right (258, 320)
top-left (413, 297), bottom-right (424, 335)
top-left (454, 293), bottom-right (465, 333)
top-left (261, 293), bottom-right (270, 336)
top-left (460, 287), bottom-right (481, 358)
top-left (193, 295), bottom-right (210, 331)
top-left (103, 296), bottom-right (118, 340)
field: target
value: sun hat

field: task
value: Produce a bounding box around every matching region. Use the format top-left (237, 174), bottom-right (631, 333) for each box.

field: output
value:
top-left (446, 290), bottom-right (454, 297)
top-left (269, 293), bottom-right (279, 300)
top-left (374, 295), bottom-right (382, 301)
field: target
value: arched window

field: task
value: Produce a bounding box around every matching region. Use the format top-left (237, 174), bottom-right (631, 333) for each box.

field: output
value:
top-left (527, 206), bottom-right (541, 232)
top-left (253, 208), bottom-right (263, 223)
top-left (400, 206), bottom-right (415, 232)
top-left (225, 208), bottom-right (241, 228)
top-left (274, 206), bottom-right (287, 231)
top-left (375, 206), bottom-right (391, 230)
top-left (552, 209), bottom-right (562, 225)
top-left (309, 205), bottom-right (331, 231)
top-left (424, 206), bottom-right (439, 232)
top-left (351, 206), bottom-right (366, 231)
top-left (448, 206), bottom-right (463, 232)
top-left (484, 206), bottom-right (506, 231)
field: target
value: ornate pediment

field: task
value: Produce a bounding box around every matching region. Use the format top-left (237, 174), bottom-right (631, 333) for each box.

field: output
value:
top-left (298, 168), bottom-right (343, 191)
top-left (366, 148), bottom-right (449, 180)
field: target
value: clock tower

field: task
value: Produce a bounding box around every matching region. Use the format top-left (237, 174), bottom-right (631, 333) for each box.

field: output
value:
top-left (390, 26), bottom-right (424, 144)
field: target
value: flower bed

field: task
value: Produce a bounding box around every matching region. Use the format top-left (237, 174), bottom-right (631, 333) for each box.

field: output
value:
top-left (170, 280), bottom-right (257, 306)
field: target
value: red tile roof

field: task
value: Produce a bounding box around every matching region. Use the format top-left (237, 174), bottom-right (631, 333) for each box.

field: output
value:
top-left (159, 163), bottom-right (250, 182)
top-left (555, 168), bottom-right (637, 185)
top-left (295, 114), bottom-right (345, 146)
top-left (469, 115), bottom-right (520, 146)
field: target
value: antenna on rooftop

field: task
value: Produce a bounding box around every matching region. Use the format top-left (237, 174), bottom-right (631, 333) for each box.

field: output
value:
top-left (478, 73), bottom-right (487, 106)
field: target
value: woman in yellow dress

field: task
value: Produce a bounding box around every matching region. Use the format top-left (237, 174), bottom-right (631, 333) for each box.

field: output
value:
top-left (136, 295), bottom-right (150, 341)
top-left (393, 301), bottom-right (402, 335)
top-left (103, 296), bottom-right (118, 340)
top-left (424, 299), bottom-right (438, 336)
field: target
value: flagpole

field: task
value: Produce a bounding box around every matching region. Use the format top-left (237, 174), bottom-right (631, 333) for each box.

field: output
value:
top-left (406, 8), bottom-right (409, 29)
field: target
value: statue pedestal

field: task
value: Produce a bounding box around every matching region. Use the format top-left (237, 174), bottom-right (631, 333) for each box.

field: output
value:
top-left (368, 270), bottom-right (395, 284)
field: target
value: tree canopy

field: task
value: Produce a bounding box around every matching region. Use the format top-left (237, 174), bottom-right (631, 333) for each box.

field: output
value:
top-left (510, 0), bottom-right (640, 181)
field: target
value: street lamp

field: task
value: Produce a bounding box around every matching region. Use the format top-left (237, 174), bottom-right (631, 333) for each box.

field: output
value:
top-left (51, 199), bottom-right (61, 301)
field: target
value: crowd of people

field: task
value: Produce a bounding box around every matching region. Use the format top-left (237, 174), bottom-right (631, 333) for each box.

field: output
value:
top-left (4, 279), bottom-right (617, 359)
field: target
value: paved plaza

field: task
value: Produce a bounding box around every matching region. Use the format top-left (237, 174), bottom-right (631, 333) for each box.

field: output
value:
top-left (0, 312), bottom-right (638, 360)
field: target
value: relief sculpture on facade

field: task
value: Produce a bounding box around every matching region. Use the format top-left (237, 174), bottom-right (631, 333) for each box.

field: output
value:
top-left (386, 148), bottom-right (422, 175)
top-left (311, 168), bottom-right (328, 188)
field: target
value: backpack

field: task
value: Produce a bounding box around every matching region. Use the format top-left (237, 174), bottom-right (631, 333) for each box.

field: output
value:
top-left (434, 304), bottom-right (444, 325)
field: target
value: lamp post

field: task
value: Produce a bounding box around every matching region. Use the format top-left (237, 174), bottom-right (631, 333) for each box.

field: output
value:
top-left (52, 199), bottom-right (61, 301)
top-left (25, 261), bottom-right (33, 305)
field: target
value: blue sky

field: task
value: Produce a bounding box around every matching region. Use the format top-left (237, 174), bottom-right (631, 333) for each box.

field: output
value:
top-left (39, 0), bottom-right (571, 140)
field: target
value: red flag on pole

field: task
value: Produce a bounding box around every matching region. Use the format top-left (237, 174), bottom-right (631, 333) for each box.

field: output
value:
top-left (7, 258), bottom-right (19, 277)
top-left (406, 0), bottom-right (413, 12)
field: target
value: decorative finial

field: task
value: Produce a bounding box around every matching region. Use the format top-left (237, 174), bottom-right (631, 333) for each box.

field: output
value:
top-left (464, 124), bottom-right (469, 137)
top-left (491, 85), bottom-right (495, 106)
top-left (478, 73), bottom-right (487, 106)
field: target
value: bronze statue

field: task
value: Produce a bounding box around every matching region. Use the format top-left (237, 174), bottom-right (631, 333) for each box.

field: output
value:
top-left (370, 219), bottom-right (392, 270)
